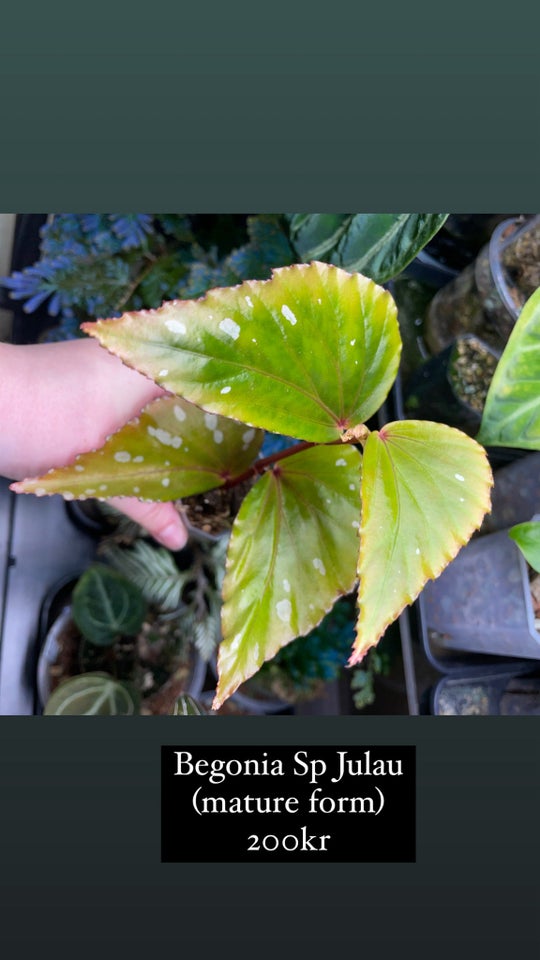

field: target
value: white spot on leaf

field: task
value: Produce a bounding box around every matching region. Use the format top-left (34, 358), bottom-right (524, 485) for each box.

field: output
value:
top-left (220, 386), bottom-right (231, 394)
top-left (455, 473), bottom-right (465, 482)
top-left (148, 425), bottom-right (182, 448)
top-left (159, 369), bottom-right (169, 377)
top-left (204, 413), bottom-right (218, 431)
top-left (173, 405), bottom-right (187, 421)
top-left (245, 296), bottom-right (254, 308)
top-left (133, 455), bottom-right (144, 463)
top-left (335, 458), bottom-right (347, 467)
top-left (276, 598), bottom-right (292, 623)
top-left (114, 451), bottom-right (131, 463)
top-left (162, 477), bottom-right (170, 487)
top-left (219, 317), bottom-right (240, 340)
top-left (281, 304), bottom-right (297, 325)
top-left (213, 430), bottom-right (224, 444)
top-left (312, 558), bottom-right (326, 576)
top-left (165, 318), bottom-right (187, 335)
top-left (74, 465), bottom-right (85, 472)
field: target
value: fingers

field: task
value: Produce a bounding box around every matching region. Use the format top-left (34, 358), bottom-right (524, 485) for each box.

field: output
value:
top-left (108, 497), bottom-right (188, 551)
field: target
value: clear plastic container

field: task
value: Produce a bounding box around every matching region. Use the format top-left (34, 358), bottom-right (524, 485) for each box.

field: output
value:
top-left (424, 215), bottom-right (540, 354)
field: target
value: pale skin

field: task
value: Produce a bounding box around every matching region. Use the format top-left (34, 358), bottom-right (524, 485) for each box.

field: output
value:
top-left (0, 338), bottom-right (188, 550)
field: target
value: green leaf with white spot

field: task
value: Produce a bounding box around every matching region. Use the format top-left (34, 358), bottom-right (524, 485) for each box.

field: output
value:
top-left (289, 214), bottom-right (448, 283)
top-left (44, 673), bottom-right (139, 715)
top-left (353, 420), bottom-right (493, 663)
top-left (508, 521), bottom-right (540, 574)
top-left (477, 287), bottom-right (540, 449)
top-left (214, 443), bottom-right (362, 708)
top-left (12, 396), bottom-right (264, 501)
top-left (82, 262), bottom-right (401, 444)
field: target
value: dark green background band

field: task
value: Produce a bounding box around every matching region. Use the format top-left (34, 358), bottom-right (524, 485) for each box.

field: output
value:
top-left (1, 2), bottom-right (538, 211)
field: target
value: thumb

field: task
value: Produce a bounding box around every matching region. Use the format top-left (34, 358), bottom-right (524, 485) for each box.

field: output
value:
top-left (108, 497), bottom-right (188, 551)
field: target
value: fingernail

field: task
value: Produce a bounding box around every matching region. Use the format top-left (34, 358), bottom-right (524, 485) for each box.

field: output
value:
top-left (156, 521), bottom-right (188, 550)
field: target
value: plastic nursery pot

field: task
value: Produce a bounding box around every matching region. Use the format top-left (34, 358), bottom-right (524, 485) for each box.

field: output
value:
top-left (36, 576), bottom-right (206, 714)
top-left (64, 498), bottom-right (118, 538)
top-left (403, 333), bottom-right (500, 437)
top-left (424, 215), bottom-right (540, 354)
top-left (421, 514), bottom-right (540, 661)
top-left (431, 668), bottom-right (540, 716)
top-left (208, 653), bottom-right (291, 716)
top-left (177, 479), bottom-right (255, 545)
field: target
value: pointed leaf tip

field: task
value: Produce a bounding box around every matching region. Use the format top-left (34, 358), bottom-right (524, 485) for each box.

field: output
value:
top-left (14, 396), bottom-right (264, 502)
top-left (213, 443), bottom-right (362, 707)
top-left (83, 262), bottom-right (401, 444)
top-left (352, 420), bottom-right (493, 664)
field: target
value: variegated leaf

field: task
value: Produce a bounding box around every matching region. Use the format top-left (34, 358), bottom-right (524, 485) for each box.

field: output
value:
top-left (13, 396), bottom-right (264, 501)
top-left (353, 420), bottom-right (493, 663)
top-left (83, 262), bottom-right (401, 444)
top-left (214, 443), bottom-right (362, 708)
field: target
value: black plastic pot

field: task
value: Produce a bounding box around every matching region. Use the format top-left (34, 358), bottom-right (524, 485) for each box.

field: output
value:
top-left (431, 668), bottom-right (540, 715)
top-left (390, 375), bottom-right (540, 686)
top-left (422, 515), bottom-right (540, 661)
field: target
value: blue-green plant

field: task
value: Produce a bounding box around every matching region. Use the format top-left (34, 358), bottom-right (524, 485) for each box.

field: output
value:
top-left (1, 214), bottom-right (294, 339)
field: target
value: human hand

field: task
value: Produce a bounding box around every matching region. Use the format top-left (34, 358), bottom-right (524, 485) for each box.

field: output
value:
top-left (1, 338), bottom-right (188, 550)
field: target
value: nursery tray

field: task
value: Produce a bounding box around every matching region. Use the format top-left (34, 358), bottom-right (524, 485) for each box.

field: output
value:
top-left (0, 487), bottom-right (97, 714)
top-left (431, 668), bottom-right (540, 716)
top-left (389, 368), bottom-right (540, 680)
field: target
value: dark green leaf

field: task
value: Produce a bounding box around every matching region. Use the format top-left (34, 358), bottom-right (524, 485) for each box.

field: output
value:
top-left (289, 214), bottom-right (448, 283)
top-left (72, 564), bottom-right (147, 646)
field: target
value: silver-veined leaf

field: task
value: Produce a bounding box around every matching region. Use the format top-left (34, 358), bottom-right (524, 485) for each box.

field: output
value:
top-left (44, 674), bottom-right (139, 715)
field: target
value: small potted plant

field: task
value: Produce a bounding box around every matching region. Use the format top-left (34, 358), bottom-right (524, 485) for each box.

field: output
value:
top-left (424, 215), bottom-right (540, 354)
top-left (38, 561), bottom-right (207, 715)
